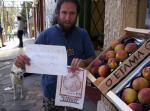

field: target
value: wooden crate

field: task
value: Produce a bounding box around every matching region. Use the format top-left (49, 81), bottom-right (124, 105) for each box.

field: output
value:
top-left (87, 27), bottom-right (150, 95)
top-left (106, 55), bottom-right (150, 111)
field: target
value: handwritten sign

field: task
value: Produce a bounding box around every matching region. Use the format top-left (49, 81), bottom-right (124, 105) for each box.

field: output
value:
top-left (24, 44), bottom-right (68, 75)
top-left (55, 67), bottom-right (87, 110)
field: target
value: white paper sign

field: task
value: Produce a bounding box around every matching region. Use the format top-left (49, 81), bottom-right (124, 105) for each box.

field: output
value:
top-left (24, 44), bottom-right (68, 75)
top-left (55, 67), bottom-right (87, 110)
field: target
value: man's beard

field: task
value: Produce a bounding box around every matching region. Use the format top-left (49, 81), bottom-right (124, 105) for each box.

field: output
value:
top-left (58, 19), bottom-right (77, 33)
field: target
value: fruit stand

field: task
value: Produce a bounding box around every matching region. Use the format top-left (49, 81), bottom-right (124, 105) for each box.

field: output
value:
top-left (86, 27), bottom-right (150, 111)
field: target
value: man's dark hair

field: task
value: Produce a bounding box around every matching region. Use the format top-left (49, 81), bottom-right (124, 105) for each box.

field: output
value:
top-left (51, 0), bottom-right (80, 25)
top-left (55, 0), bottom-right (80, 14)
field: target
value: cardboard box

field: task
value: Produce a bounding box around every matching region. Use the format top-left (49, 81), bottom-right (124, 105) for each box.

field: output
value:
top-left (87, 27), bottom-right (150, 95)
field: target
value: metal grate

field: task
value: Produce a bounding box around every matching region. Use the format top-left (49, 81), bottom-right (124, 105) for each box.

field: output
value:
top-left (91, 0), bottom-right (105, 36)
top-left (90, 0), bottom-right (105, 49)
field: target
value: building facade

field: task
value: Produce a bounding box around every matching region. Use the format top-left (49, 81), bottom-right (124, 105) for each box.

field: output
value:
top-left (33, 0), bottom-right (149, 48)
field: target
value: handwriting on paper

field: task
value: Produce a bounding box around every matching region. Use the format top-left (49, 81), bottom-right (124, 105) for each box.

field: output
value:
top-left (24, 44), bottom-right (68, 75)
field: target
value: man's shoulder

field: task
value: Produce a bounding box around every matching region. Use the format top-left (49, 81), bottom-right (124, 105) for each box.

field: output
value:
top-left (73, 27), bottom-right (90, 40)
top-left (44, 25), bottom-right (57, 34)
top-left (75, 27), bottom-right (88, 33)
top-left (46, 25), bottom-right (57, 30)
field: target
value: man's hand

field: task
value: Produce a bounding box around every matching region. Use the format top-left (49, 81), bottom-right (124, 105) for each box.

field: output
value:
top-left (15, 54), bottom-right (31, 69)
top-left (71, 58), bottom-right (84, 71)
top-left (71, 57), bottom-right (95, 72)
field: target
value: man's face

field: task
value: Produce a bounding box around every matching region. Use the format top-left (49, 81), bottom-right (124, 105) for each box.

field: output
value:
top-left (57, 2), bottom-right (78, 31)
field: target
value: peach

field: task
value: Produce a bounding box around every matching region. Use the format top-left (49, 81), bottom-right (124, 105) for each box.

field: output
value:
top-left (132, 77), bottom-right (149, 91)
top-left (98, 65), bottom-right (110, 77)
top-left (92, 59), bottom-right (103, 67)
top-left (99, 55), bottom-right (107, 62)
top-left (99, 55), bottom-right (106, 59)
top-left (142, 66), bottom-right (150, 81)
top-left (107, 58), bottom-right (118, 69)
top-left (106, 50), bottom-right (116, 59)
top-left (94, 77), bottom-right (105, 86)
top-left (111, 40), bottom-right (120, 49)
top-left (90, 66), bottom-right (98, 76)
top-left (114, 44), bottom-right (125, 52)
top-left (138, 88), bottom-right (150, 104)
top-left (122, 88), bottom-right (138, 104)
top-left (116, 50), bottom-right (128, 61)
top-left (128, 103), bottom-right (144, 111)
top-left (125, 43), bottom-right (137, 53)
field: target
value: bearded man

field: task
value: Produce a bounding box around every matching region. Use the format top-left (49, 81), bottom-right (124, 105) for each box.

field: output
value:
top-left (15, 0), bottom-right (96, 110)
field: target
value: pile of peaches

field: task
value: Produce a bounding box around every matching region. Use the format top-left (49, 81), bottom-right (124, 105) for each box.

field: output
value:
top-left (89, 38), bottom-right (140, 85)
top-left (120, 65), bottom-right (150, 111)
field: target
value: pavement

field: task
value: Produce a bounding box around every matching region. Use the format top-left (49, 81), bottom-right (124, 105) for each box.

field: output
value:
top-left (0, 36), bottom-right (98, 111)
top-left (0, 36), bottom-right (44, 111)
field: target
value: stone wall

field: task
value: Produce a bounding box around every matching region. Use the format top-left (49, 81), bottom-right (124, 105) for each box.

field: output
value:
top-left (104, 0), bottom-right (139, 49)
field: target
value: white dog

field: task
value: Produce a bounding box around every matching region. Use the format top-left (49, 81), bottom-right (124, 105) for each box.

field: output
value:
top-left (10, 64), bottom-right (25, 100)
